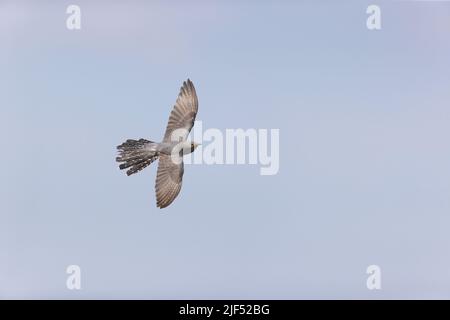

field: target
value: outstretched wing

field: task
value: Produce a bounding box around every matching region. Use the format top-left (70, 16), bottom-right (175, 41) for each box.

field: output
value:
top-left (155, 154), bottom-right (184, 208)
top-left (162, 79), bottom-right (198, 143)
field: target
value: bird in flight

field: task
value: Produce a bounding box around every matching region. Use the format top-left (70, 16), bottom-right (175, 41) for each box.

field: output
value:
top-left (116, 79), bottom-right (200, 208)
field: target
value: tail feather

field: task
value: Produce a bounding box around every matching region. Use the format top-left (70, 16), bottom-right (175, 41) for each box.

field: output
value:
top-left (116, 139), bottom-right (158, 176)
top-left (125, 158), bottom-right (156, 175)
top-left (117, 139), bottom-right (151, 151)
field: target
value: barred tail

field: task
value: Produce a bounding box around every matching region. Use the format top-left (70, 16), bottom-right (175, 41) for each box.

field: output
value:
top-left (116, 139), bottom-right (159, 176)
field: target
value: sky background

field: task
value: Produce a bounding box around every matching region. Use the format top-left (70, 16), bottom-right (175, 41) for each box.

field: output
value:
top-left (1, 0), bottom-right (450, 299)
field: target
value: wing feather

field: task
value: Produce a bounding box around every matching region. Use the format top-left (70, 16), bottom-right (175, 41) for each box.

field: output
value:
top-left (162, 79), bottom-right (198, 143)
top-left (155, 154), bottom-right (184, 208)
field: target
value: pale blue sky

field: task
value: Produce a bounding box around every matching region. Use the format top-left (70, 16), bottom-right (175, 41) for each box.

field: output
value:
top-left (1, 0), bottom-right (450, 299)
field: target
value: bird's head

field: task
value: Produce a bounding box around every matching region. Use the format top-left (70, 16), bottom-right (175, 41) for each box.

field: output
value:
top-left (190, 142), bottom-right (201, 153)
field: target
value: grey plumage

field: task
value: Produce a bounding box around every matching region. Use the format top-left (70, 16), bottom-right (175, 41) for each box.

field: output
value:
top-left (155, 154), bottom-right (184, 209)
top-left (163, 79), bottom-right (198, 143)
top-left (116, 79), bottom-right (199, 208)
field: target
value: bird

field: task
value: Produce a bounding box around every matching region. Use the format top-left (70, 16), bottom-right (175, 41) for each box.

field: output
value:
top-left (116, 79), bottom-right (200, 208)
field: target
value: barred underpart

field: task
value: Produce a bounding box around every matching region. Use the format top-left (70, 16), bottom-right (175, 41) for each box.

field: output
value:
top-left (116, 139), bottom-right (158, 176)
